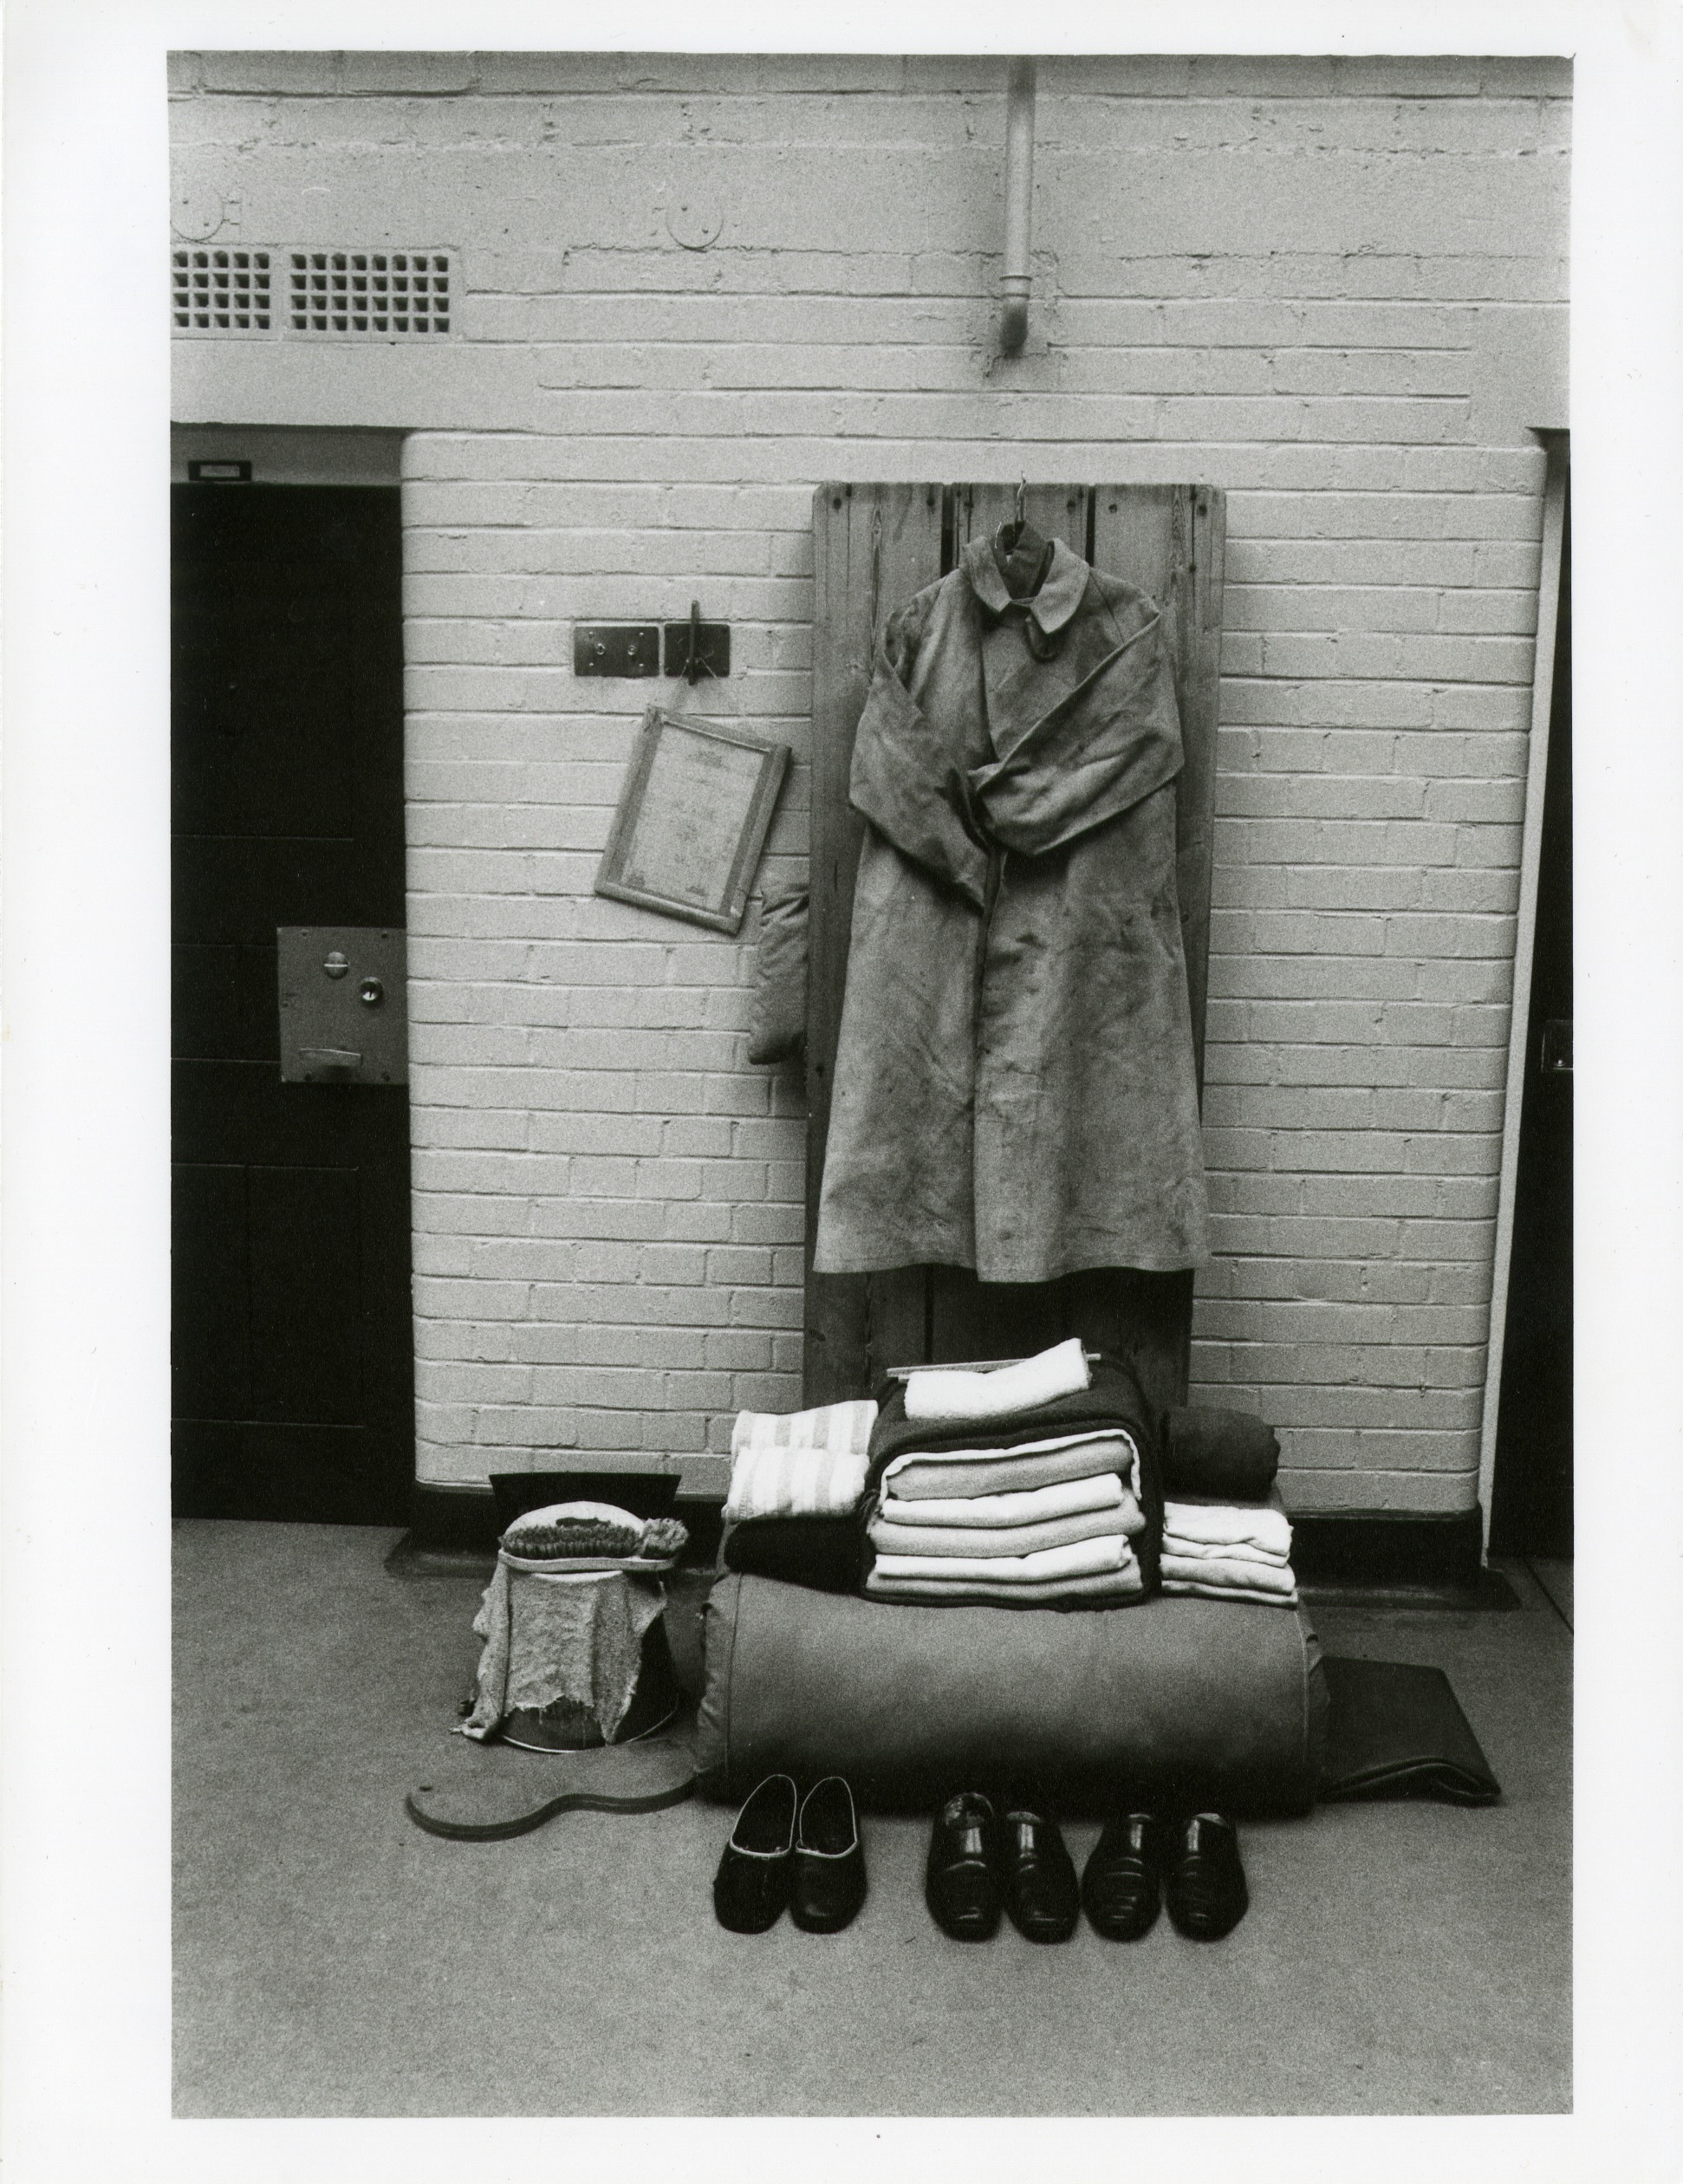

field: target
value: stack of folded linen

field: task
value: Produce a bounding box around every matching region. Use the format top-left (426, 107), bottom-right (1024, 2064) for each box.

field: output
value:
top-left (1160, 1500), bottom-right (1298, 1608)
top-left (720, 1398), bottom-right (878, 1595)
top-left (861, 1340), bottom-right (1162, 1609)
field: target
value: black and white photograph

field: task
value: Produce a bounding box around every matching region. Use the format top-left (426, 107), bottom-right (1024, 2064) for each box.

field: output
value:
top-left (4, 2), bottom-right (1682, 2177)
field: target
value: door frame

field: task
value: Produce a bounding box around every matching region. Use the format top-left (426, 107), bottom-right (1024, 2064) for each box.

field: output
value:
top-left (1476, 429), bottom-right (1569, 1554)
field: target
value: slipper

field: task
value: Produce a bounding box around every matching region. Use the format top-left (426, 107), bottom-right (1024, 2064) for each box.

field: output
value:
top-left (405, 1737), bottom-right (697, 1840)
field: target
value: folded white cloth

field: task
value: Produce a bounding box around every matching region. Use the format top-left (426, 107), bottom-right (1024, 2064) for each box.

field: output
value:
top-left (1162, 1500), bottom-right (1292, 1559)
top-left (868, 1531), bottom-right (1129, 1587)
top-left (901, 1337), bottom-right (1090, 1424)
top-left (1162, 1578), bottom-right (1299, 1609)
top-left (881, 1430), bottom-right (1140, 1505)
top-left (725, 1399), bottom-right (877, 1521)
top-left (1160, 1551), bottom-right (1298, 1597)
top-left (1162, 1535), bottom-right (1289, 1569)
top-left (868, 1504), bottom-right (1126, 1560)
top-left (880, 1471), bottom-right (1124, 1528)
top-left (866, 1565), bottom-right (1143, 1607)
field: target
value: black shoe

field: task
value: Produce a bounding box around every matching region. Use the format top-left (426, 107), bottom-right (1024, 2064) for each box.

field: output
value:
top-left (925, 1791), bottom-right (1003, 1941)
top-left (712, 1774), bottom-right (798, 1933)
top-left (791, 1776), bottom-right (867, 1934)
top-left (1000, 1805), bottom-right (1081, 1944)
top-left (1082, 1812), bottom-right (1163, 1940)
top-left (1163, 1812), bottom-right (1249, 1940)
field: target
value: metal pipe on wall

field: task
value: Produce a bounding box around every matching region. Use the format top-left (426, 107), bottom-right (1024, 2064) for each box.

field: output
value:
top-left (998, 58), bottom-right (1036, 355)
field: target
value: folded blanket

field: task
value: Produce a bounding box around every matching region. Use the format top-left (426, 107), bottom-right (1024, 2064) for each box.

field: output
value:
top-left (869, 1531), bottom-right (1130, 1588)
top-left (1162, 1578), bottom-right (1299, 1609)
top-left (725, 1400), bottom-right (877, 1521)
top-left (881, 1430), bottom-right (1140, 1505)
top-left (1163, 1500), bottom-right (1293, 1560)
top-left (1160, 1552), bottom-right (1298, 1597)
top-left (1161, 1406), bottom-right (1281, 1501)
top-left (879, 1472), bottom-right (1124, 1528)
top-left (868, 1504), bottom-right (1127, 1561)
top-left (866, 1353), bottom-right (1164, 1594)
top-left (901, 1337), bottom-right (1090, 1424)
top-left (865, 1564), bottom-right (1144, 1608)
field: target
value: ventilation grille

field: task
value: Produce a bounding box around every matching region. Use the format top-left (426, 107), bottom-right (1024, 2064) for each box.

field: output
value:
top-left (288, 250), bottom-right (452, 337)
top-left (171, 248), bottom-right (454, 339)
top-left (173, 249), bottom-right (273, 332)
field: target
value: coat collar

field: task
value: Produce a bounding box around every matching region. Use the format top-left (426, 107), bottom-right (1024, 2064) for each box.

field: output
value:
top-left (961, 532), bottom-right (1089, 634)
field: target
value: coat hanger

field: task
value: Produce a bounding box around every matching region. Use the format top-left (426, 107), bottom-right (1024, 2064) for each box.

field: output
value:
top-left (993, 478), bottom-right (1050, 597)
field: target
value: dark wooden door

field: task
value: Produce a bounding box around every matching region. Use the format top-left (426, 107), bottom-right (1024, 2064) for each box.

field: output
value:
top-left (1489, 482), bottom-right (1572, 1558)
top-left (172, 483), bottom-right (414, 1523)
top-left (804, 483), bottom-right (1225, 1420)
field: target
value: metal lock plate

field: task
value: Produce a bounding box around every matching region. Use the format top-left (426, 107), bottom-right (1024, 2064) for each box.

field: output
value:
top-left (573, 623), bottom-right (661, 677)
top-left (277, 926), bottom-right (409, 1085)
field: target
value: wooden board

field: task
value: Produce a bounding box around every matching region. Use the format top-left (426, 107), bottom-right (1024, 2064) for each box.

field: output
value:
top-left (803, 484), bottom-right (1225, 1420)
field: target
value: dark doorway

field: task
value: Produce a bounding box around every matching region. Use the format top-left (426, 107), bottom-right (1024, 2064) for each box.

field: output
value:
top-left (1489, 476), bottom-right (1572, 1558)
top-left (172, 478), bottom-right (414, 1523)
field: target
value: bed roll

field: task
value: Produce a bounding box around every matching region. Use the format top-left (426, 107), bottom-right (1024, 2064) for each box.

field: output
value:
top-left (696, 1574), bottom-right (1325, 1817)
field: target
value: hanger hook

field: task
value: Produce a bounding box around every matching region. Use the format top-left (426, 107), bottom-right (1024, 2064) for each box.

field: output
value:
top-left (1015, 477), bottom-right (1027, 525)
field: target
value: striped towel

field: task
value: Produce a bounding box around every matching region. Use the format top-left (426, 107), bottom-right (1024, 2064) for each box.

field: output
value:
top-left (724, 1399), bottom-right (877, 1521)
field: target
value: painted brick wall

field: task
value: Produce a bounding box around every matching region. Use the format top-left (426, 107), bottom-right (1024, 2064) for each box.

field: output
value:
top-left (170, 51), bottom-right (1570, 1511)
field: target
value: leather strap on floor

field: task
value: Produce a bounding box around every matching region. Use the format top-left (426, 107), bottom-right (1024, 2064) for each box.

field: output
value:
top-left (406, 1739), bottom-right (697, 1840)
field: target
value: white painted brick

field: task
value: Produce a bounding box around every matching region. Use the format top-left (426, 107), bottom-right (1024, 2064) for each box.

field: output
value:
top-left (175, 58), bottom-right (1566, 1511)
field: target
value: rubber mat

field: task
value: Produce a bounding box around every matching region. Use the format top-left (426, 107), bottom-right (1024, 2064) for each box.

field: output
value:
top-left (1318, 1655), bottom-right (1502, 1806)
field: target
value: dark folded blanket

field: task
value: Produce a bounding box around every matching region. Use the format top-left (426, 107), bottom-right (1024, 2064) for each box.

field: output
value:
top-left (722, 1515), bottom-right (866, 1595)
top-left (867, 1353), bottom-right (1164, 1591)
top-left (1160, 1404), bottom-right (1280, 1501)
top-left (1317, 1656), bottom-right (1502, 1807)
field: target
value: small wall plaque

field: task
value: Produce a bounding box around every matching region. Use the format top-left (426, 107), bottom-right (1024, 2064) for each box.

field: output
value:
top-left (595, 707), bottom-right (790, 935)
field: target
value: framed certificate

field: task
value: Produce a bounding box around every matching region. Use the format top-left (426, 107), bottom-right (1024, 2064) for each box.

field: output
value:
top-left (595, 706), bottom-right (790, 935)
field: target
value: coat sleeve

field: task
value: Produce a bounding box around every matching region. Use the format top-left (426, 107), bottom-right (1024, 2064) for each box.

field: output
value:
top-left (848, 594), bottom-right (991, 908)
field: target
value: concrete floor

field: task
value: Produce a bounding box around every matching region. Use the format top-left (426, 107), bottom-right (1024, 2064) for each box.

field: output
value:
top-left (172, 1520), bottom-right (1570, 2117)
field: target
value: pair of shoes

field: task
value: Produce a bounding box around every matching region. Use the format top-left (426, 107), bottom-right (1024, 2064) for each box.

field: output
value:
top-left (712, 1775), bottom-right (867, 1934)
top-left (1082, 1810), bottom-right (1249, 1942)
top-left (925, 1793), bottom-right (1081, 1944)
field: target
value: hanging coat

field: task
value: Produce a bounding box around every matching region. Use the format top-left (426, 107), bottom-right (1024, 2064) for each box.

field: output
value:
top-left (811, 533), bottom-right (1211, 1284)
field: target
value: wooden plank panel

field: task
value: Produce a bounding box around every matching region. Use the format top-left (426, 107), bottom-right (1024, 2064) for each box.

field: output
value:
top-left (804, 483), bottom-right (945, 1401)
top-left (805, 483), bottom-right (1223, 1404)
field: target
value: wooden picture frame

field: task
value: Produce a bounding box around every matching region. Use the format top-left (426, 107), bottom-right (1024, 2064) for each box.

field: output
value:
top-left (595, 705), bottom-right (790, 935)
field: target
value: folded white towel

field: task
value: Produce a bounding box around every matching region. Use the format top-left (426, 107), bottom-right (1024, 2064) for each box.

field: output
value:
top-left (725, 1399), bottom-right (877, 1522)
top-left (901, 1337), bottom-right (1090, 1424)
top-left (1162, 1578), bottom-right (1299, 1609)
top-left (869, 1531), bottom-right (1128, 1587)
top-left (1160, 1552), bottom-right (1298, 1597)
top-left (1162, 1500), bottom-right (1293, 1559)
top-left (1162, 1535), bottom-right (1290, 1569)
top-left (881, 1471), bottom-right (1128, 1530)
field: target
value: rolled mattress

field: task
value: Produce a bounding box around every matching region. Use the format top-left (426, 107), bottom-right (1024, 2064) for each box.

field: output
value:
top-left (698, 1574), bottom-right (1327, 1817)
